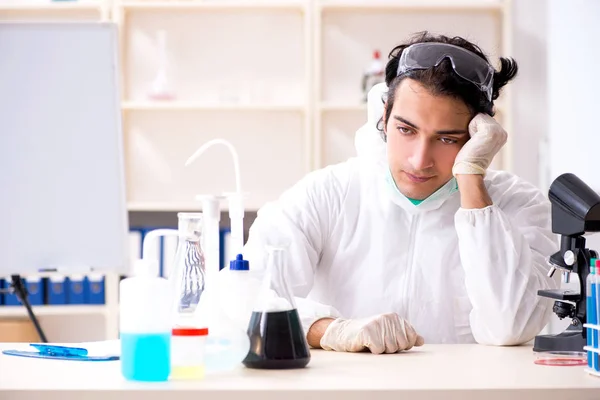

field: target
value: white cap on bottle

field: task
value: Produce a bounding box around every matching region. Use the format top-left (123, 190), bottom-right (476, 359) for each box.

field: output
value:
top-left (120, 259), bottom-right (171, 334)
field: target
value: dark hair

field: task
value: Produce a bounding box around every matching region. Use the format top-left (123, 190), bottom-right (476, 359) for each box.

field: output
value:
top-left (378, 32), bottom-right (518, 137)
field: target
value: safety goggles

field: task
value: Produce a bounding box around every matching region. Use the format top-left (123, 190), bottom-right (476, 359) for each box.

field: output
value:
top-left (397, 43), bottom-right (495, 102)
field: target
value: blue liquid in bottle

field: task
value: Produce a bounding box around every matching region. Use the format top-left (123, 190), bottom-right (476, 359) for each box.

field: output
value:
top-left (121, 332), bottom-right (171, 382)
top-left (587, 290), bottom-right (595, 369)
top-left (593, 278), bottom-right (599, 371)
top-left (586, 265), bottom-right (597, 371)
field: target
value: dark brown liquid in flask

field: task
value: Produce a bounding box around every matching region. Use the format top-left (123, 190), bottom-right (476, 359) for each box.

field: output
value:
top-left (243, 309), bottom-right (311, 369)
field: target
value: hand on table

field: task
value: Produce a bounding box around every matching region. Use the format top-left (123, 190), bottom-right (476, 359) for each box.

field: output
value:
top-left (319, 313), bottom-right (424, 354)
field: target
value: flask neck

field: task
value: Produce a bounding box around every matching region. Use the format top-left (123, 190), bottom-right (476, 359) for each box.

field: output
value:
top-left (177, 212), bottom-right (203, 240)
top-left (262, 246), bottom-right (296, 311)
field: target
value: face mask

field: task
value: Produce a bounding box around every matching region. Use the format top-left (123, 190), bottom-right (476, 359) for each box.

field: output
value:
top-left (384, 168), bottom-right (459, 212)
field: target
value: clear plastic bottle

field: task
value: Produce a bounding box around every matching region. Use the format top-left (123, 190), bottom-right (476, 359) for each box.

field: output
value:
top-left (219, 254), bottom-right (264, 333)
top-left (361, 49), bottom-right (384, 102)
top-left (194, 264), bottom-right (250, 373)
top-left (243, 246), bottom-right (310, 369)
top-left (170, 327), bottom-right (208, 380)
top-left (120, 259), bottom-right (172, 382)
top-left (201, 298), bottom-right (251, 373)
top-left (171, 212), bottom-right (206, 327)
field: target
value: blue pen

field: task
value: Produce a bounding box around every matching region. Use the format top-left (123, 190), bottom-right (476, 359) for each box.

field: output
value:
top-left (2, 343), bottom-right (118, 361)
top-left (30, 344), bottom-right (88, 357)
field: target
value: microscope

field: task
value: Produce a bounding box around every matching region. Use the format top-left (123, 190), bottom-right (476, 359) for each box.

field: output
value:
top-left (533, 173), bottom-right (600, 352)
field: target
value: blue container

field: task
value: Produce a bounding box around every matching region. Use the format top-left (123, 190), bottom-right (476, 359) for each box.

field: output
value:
top-left (68, 276), bottom-right (87, 305)
top-left (85, 275), bottom-right (105, 305)
top-left (26, 277), bottom-right (44, 306)
top-left (0, 278), bottom-right (4, 305)
top-left (120, 332), bottom-right (171, 382)
top-left (219, 228), bottom-right (231, 271)
top-left (47, 276), bottom-right (68, 305)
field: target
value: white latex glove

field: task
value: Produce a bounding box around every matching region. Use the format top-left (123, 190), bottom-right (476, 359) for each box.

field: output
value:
top-left (452, 113), bottom-right (508, 175)
top-left (320, 313), bottom-right (425, 354)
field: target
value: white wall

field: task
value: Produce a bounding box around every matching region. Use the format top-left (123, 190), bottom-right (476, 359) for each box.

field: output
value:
top-left (547, 0), bottom-right (600, 192)
top-left (510, 0), bottom-right (548, 188)
top-left (512, 0), bottom-right (600, 191)
top-left (514, 0), bottom-right (600, 335)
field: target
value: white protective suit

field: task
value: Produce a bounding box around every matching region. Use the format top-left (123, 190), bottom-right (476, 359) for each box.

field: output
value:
top-left (244, 86), bottom-right (559, 345)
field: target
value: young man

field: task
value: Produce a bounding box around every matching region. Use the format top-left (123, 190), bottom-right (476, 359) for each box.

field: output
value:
top-left (243, 32), bottom-right (558, 353)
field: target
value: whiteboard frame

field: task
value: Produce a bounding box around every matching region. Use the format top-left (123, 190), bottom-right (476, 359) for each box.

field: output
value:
top-left (0, 22), bottom-right (128, 275)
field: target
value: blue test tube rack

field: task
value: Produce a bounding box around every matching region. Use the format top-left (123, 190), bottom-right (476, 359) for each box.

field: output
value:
top-left (584, 275), bottom-right (600, 378)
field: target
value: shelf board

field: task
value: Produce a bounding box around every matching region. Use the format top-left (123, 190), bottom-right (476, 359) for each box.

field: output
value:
top-left (0, 305), bottom-right (107, 317)
top-left (128, 202), bottom-right (202, 212)
top-left (320, 103), bottom-right (367, 112)
top-left (119, 1), bottom-right (306, 11)
top-left (122, 101), bottom-right (305, 112)
top-left (0, 1), bottom-right (102, 11)
top-left (319, 0), bottom-right (504, 12)
top-left (128, 199), bottom-right (264, 212)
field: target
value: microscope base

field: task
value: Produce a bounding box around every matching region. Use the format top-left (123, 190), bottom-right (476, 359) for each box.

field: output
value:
top-left (533, 324), bottom-right (586, 353)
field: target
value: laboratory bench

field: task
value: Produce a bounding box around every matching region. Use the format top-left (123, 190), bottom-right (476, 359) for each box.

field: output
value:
top-left (0, 343), bottom-right (599, 400)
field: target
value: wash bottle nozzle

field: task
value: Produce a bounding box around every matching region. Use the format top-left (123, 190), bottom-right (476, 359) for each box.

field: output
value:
top-left (185, 138), bottom-right (246, 259)
top-left (195, 195), bottom-right (224, 284)
top-left (224, 192), bottom-right (245, 258)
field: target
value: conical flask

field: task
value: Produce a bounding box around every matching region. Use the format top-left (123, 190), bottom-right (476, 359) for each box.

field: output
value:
top-left (148, 30), bottom-right (175, 101)
top-left (242, 246), bottom-right (310, 369)
top-left (171, 212), bottom-right (205, 326)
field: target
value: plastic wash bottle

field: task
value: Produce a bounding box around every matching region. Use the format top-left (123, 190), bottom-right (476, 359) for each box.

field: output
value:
top-left (120, 259), bottom-right (172, 382)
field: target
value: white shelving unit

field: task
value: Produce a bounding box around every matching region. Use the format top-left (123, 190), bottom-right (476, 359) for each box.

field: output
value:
top-left (112, 0), bottom-right (312, 211)
top-left (0, 0), bottom-right (513, 340)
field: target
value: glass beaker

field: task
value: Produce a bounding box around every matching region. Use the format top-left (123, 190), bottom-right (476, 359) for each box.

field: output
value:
top-left (171, 212), bottom-right (205, 326)
top-left (242, 246), bottom-right (310, 369)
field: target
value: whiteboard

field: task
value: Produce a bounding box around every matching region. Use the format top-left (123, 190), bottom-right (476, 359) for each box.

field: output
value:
top-left (0, 22), bottom-right (128, 275)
